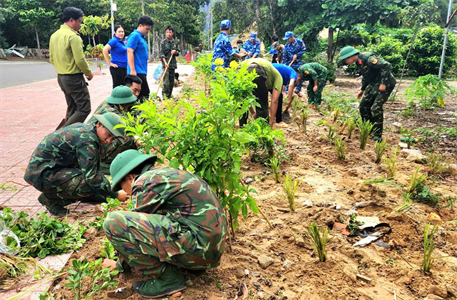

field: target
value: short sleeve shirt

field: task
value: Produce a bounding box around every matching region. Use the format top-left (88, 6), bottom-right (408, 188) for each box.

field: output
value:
top-left (244, 58), bottom-right (283, 92)
top-left (272, 63), bottom-right (297, 86)
top-left (107, 36), bottom-right (127, 69)
top-left (127, 30), bottom-right (148, 75)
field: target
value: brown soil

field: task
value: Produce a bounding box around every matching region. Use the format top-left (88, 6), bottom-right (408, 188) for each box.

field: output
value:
top-left (46, 77), bottom-right (457, 300)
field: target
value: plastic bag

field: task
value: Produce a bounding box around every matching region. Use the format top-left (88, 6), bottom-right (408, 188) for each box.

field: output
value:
top-left (0, 218), bottom-right (20, 255)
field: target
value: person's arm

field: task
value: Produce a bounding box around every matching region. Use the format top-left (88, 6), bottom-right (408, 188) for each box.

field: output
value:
top-left (368, 56), bottom-right (391, 92)
top-left (127, 34), bottom-right (139, 75)
top-left (296, 40), bottom-right (307, 57)
top-left (313, 79), bottom-right (318, 92)
top-left (252, 42), bottom-right (260, 58)
top-left (270, 88), bottom-right (280, 128)
top-left (70, 35), bottom-right (93, 79)
top-left (284, 78), bottom-right (295, 111)
top-left (103, 44), bottom-right (118, 67)
top-left (49, 38), bottom-right (54, 65)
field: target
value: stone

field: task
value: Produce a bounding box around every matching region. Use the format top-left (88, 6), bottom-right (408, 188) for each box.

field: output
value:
top-left (244, 269), bottom-right (250, 276)
top-left (252, 272), bottom-right (261, 277)
top-left (428, 285), bottom-right (448, 298)
top-left (406, 152), bottom-right (426, 163)
top-left (302, 200), bottom-right (313, 208)
top-left (252, 282), bottom-right (261, 288)
top-left (235, 268), bottom-right (245, 278)
top-left (447, 285), bottom-right (457, 296)
top-left (356, 274), bottom-right (372, 283)
top-left (398, 142), bottom-right (408, 149)
top-left (186, 279), bottom-right (193, 287)
top-left (83, 227), bottom-right (98, 238)
top-left (244, 177), bottom-right (254, 184)
top-left (335, 204), bottom-right (341, 210)
top-left (283, 259), bottom-right (292, 268)
top-left (258, 256), bottom-right (274, 269)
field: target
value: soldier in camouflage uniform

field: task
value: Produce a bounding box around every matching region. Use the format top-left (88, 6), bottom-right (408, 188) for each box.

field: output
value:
top-left (160, 26), bottom-right (180, 99)
top-left (24, 113), bottom-right (130, 216)
top-left (296, 63), bottom-right (328, 109)
top-left (102, 149), bottom-right (227, 298)
top-left (339, 46), bottom-right (396, 141)
top-left (87, 85), bottom-right (139, 174)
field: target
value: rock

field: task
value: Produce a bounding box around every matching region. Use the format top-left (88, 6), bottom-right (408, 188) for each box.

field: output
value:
top-left (356, 274), bottom-right (372, 283)
top-left (252, 272), bottom-right (261, 277)
top-left (428, 285), bottom-right (448, 298)
top-left (83, 227), bottom-right (98, 238)
top-left (335, 204), bottom-right (341, 210)
top-left (424, 295), bottom-right (444, 300)
top-left (302, 200), bottom-right (313, 208)
top-left (244, 269), bottom-right (250, 276)
top-left (235, 268), bottom-right (245, 278)
top-left (283, 259), bottom-right (292, 268)
top-left (391, 122), bottom-right (402, 133)
top-left (244, 177), bottom-right (254, 184)
top-left (252, 282), bottom-right (261, 288)
top-left (53, 284), bottom-right (61, 291)
top-left (426, 213), bottom-right (442, 224)
top-left (172, 291), bottom-right (182, 297)
top-left (186, 279), bottom-right (193, 287)
top-left (406, 151), bottom-right (426, 163)
top-left (447, 285), bottom-right (457, 296)
top-left (398, 142), bottom-right (409, 149)
top-left (296, 240), bottom-right (306, 247)
top-left (241, 166), bottom-right (250, 171)
top-left (258, 256), bottom-right (274, 269)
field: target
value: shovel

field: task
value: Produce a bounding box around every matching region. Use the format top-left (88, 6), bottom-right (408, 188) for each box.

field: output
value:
top-left (155, 55), bottom-right (174, 99)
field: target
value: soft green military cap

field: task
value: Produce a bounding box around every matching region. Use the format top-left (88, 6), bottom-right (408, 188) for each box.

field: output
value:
top-left (110, 149), bottom-right (157, 192)
top-left (93, 112), bottom-right (126, 137)
top-left (339, 46), bottom-right (360, 60)
top-left (107, 85), bottom-right (137, 105)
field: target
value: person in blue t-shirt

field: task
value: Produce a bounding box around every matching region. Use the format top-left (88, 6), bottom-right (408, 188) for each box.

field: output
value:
top-left (103, 25), bottom-right (128, 88)
top-left (127, 16), bottom-right (153, 103)
top-left (272, 63), bottom-right (297, 125)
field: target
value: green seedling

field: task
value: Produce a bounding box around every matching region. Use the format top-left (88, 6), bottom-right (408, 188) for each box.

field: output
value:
top-left (300, 108), bottom-right (309, 133)
top-left (306, 221), bottom-right (331, 262)
top-left (407, 167), bottom-right (427, 193)
top-left (400, 133), bottom-right (416, 149)
top-left (427, 153), bottom-right (447, 175)
top-left (291, 95), bottom-right (302, 121)
top-left (363, 177), bottom-right (396, 185)
top-left (375, 139), bottom-right (388, 164)
top-left (282, 174), bottom-right (300, 211)
top-left (346, 118), bottom-right (356, 140)
top-left (391, 193), bottom-right (414, 215)
top-left (327, 124), bottom-right (336, 141)
top-left (334, 137), bottom-right (346, 160)
top-left (422, 223), bottom-right (438, 273)
top-left (385, 147), bottom-right (399, 179)
top-left (100, 238), bottom-right (117, 260)
top-left (357, 119), bottom-right (374, 150)
top-left (269, 156), bottom-right (281, 183)
top-left (331, 107), bottom-right (342, 123)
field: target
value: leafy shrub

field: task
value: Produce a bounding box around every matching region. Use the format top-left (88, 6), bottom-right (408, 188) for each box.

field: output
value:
top-left (405, 74), bottom-right (455, 109)
top-left (367, 36), bottom-right (406, 75)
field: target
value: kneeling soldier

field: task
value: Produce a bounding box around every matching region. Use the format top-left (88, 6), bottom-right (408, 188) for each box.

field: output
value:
top-left (102, 149), bottom-right (227, 298)
top-left (24, 113), bottom-right (130, 216)
top-left (296, 62), bottom-right (327, 110)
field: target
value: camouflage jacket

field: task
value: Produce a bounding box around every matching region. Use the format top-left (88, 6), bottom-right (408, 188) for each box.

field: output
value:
top-left (283, 38), bottom-right (306, 68)
top-left (243, 40), bottom-right (261, 58)
top-left (298, 63), bottom-right (328, 81)
top-left (24, 123), bottom-right (117, 197)
top-left (130, 165), bottom-right (227, 255)
top-left (212, 32), bottom-right (235, 70)
top-left (357, 52), bottom-right (396, 90)
top-left (160, 38), bottom-right (180, 70)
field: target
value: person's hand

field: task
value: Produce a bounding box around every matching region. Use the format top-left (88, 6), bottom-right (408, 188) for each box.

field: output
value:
top-left (357, 90), bottom-right (364, 99)
top-left (269, 119), bottom-right (275, 129)
top-left (135, 140), bottom-right (143, 148)
top-left (252, 112), bottom-right (257, 119)
top-left (379, 84), bottom-right (386, 92)
top-left (293, 54), bottom-right (297, 61)
top-left (164, 63), bottom-right (169, 69)
top-left (117, 190), bottom-right (130, 202)
top-left (171, 50), bottom-right (177, 55)
top-left (102, 259), bottom-right (117, 271)
top-left (248, 52), bottom-right (252, 56)
top-left (313, 85), bottom-right (318, 92)
top-left (109, 62), bottom-right (119, 68)
top-left (130, 70), bottom-right (137, 76)
top-left (86, 74), bottom-right (94, 81)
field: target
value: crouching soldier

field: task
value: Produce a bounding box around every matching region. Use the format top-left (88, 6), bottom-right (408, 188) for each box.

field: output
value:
top-left (296, 62), bottom-right (328, 110)
top-left (102, 149), bottom-right (227, 298)
top-left (88, 85), bottom-right (139, 174)
top-left (24, 113), bottom-right (130, 216)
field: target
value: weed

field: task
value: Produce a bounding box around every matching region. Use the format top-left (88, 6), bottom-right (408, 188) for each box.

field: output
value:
top-left (0, 182), bottom-right (17, 192)
top-left (331, 107), bottom-right (342, 123)
top-left (385, 148), bottom-right (399, 178)
top-left (306, 221), bottom-right (331, 262)
top-left (100, 238), bottom-right (117, 260)
top-left (363, 177), bottom-right (396, 185)
top-left (346, 214), bottom-right (364, 234)
top-left (334, 138), bottom-right (346, 160)
top-left (410, 183), bottom-right (441, 206)
top-left (422, 223), bottom-right (438, 272)
top-left (357, 119), bottom-right (374, 150)
top-left (282, 174), bottom-right (300, 211)
top-left (400, 133), bottom-right (416, 149)
top-left (327, 124), bottom-right (336, 141)
top-left (346, 118), bottom-right (356, 139)
top-left (375, 139), bottom-right (388, 164)
top-left (407, 167), bottom-right (427, 193)
top-left (317, 119), bottom-right (327, 126)
top-left (269, 156), bottom-right (281, 183)
top-left (391, 193), bottom-right (414, 214)
top-left (427, 153), bottom-right (447, 175)
top-left (435, 126), bottom-right (457, 138)
top-left (300, 108), bottom-right (309, 133)
top-left (386, 257), bottom-right (396, 265)
top-left (405, 74), bottom-right (455, 112)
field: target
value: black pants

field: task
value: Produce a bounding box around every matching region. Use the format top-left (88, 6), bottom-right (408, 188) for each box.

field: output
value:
top-left (137, 73), bottom-right (150, 103)
top-left (275, 91), bottom-right (283, 123)
top-left (240, 66), bottom-right (269, 127)
top-left (110, 66), bottom-right (127, 88)
top-left (271, 54), bottom-right (277, 64)
top-left (57, 73), bottom-right (91, 127)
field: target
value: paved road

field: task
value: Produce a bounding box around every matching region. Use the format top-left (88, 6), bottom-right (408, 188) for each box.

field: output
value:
top-left (0, 60), bottom-right (108, 89)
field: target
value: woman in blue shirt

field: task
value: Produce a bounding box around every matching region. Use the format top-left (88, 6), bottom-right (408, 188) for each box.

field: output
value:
top-left (103, 25), bottom-right (128, 88)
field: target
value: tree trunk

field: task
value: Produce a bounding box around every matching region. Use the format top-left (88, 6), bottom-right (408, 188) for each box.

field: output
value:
top-left (327, 28), bottom-right (334, 63)
top-left (92, 35), bottom-right (96, 47)
top-left (268, 0), bottom-right (276, 35)
top-left (255, 0), bottom-right (260, 22)
top-left (35, 28), bottom-right (42, 59)
top-left (180, 35), bottom-right (184, 54)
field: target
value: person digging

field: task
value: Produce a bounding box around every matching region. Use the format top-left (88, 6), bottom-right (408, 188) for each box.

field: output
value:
top-left (24, 112), bottom-right (130, 216)
top-left (295, 62), bottom-right (328, 110)
top-left (102, 149), bottom-right (227, 298)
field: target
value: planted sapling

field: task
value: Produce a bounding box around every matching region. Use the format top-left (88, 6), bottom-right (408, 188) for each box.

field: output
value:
top-left (421, 223), bottom-right (438, 273)
top-left (385, 147), bottom-right (399, 178)
top-left (269, 156), bottom-right (281, 183)
top-left (407, 167), bottom-right (427, 193)
top-left (375, 139), bottom-right (388, 164)
top-left (346, 118), bottom-right (356, 139)
top-left (300, 108), bottom-right (309, 133)
top-left (334, 138), bottom-right (346, 160)
top-left (282, 174), bottom-right (300, 211)
top-left (306, 221), bottom-right (331, 262)
top-left (100, 238), bottom-right (117, 260)
top-left (357, 119), bottom-right (374, 150)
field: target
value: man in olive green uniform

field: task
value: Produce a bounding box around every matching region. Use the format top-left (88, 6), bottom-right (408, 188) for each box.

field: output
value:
top-left (49, 7), bottom-right (93, 127)
top-left (24, 113), bottom-right (129, 216)
top-left (339, 46), bottom-right (396, 141)
top-left (88, 86), bottom-right (139, 174)
top-left (160, 25), bottom-right (180, 99)
top-left (102, 150), bottom-right (227, 298)
top-left (296, 62), bottom-right (327, 109)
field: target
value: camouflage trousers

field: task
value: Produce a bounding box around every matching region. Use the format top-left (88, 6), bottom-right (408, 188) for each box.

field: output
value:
top-left (99, 136), bottom-right (136, 175)
top-left (307, 78), bottom-right (326, 105)
top-left (39, 168), bottom-right (106, 205)
top-left (103, 210), bottom-right (225, 278)
top-left (360, 83), bottom-right (395, 138)
top-left (162, 68), bottom-right (176, 99)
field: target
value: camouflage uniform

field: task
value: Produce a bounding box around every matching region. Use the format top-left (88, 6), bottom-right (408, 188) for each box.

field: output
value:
top-left (23, 123), bottom-right (118, 206)
top-left (357, 53), bottom-right (396, 138)
top-left (211, 32), bottom-right (235, 71)
top-left (243, 39), bottom-right (261, 59)
top-left (103, 165), bottom-right (227, 278)
top-left (298, 63), bottom-right (327, 105)
top-left (87, 100), bottom-right (137, 174)
top-left (283, 38), bottom-right (306, 93)
top-left (160, 38), bottom-right (180, 99)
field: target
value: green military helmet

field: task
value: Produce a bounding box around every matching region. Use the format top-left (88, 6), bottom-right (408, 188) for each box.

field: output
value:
top-left (107, 85), bottom-right (137, 105)
top-left (93, 112), bottom-right (126, 137)
top-left (339, 46), bottom-right (360, 60)
top-left (110, 149), bottom-right (157, 191)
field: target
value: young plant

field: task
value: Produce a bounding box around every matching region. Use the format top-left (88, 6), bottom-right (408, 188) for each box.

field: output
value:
top-left (346, 118), bottom-right (356, 140)
top-left (391, 193), bottom-right (414, 215)
top-left (385, 147), bottom-right (399, 178)
top-left (407, 167), bottom-right (427, 193)
top-left (400, 133), bottom-right (416, 149)
top-left (327, 124), bottom-right (336, 141)
top-left (99, 238), bottom-right (117, 260)
top-left (66, 258), bottom-right (118, 299)
top-left (334, 138), bottom-right (346, 160)
top-left (421, 223), bottom-right (438, 273)
top-left (282, 174), bottom-right (300, 211)
top-left (346, 214), bottom-right (364, 234)
top-left (306, 221), bottom-right (331, 262)
top-left (300, 108), bottom-right (309, 133)
top-left (291, 95), bottom-right (302, 121)
top-left (269, 156), bottom-right (281, 183)
top-left (331, 107), bottom-right (341, 123)
top-left (427, 153), bottom-right (447, 175)
top-left (375, 139), bottom-right (388, 164)
top-left (357, 119), bottom-right (374, 150)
